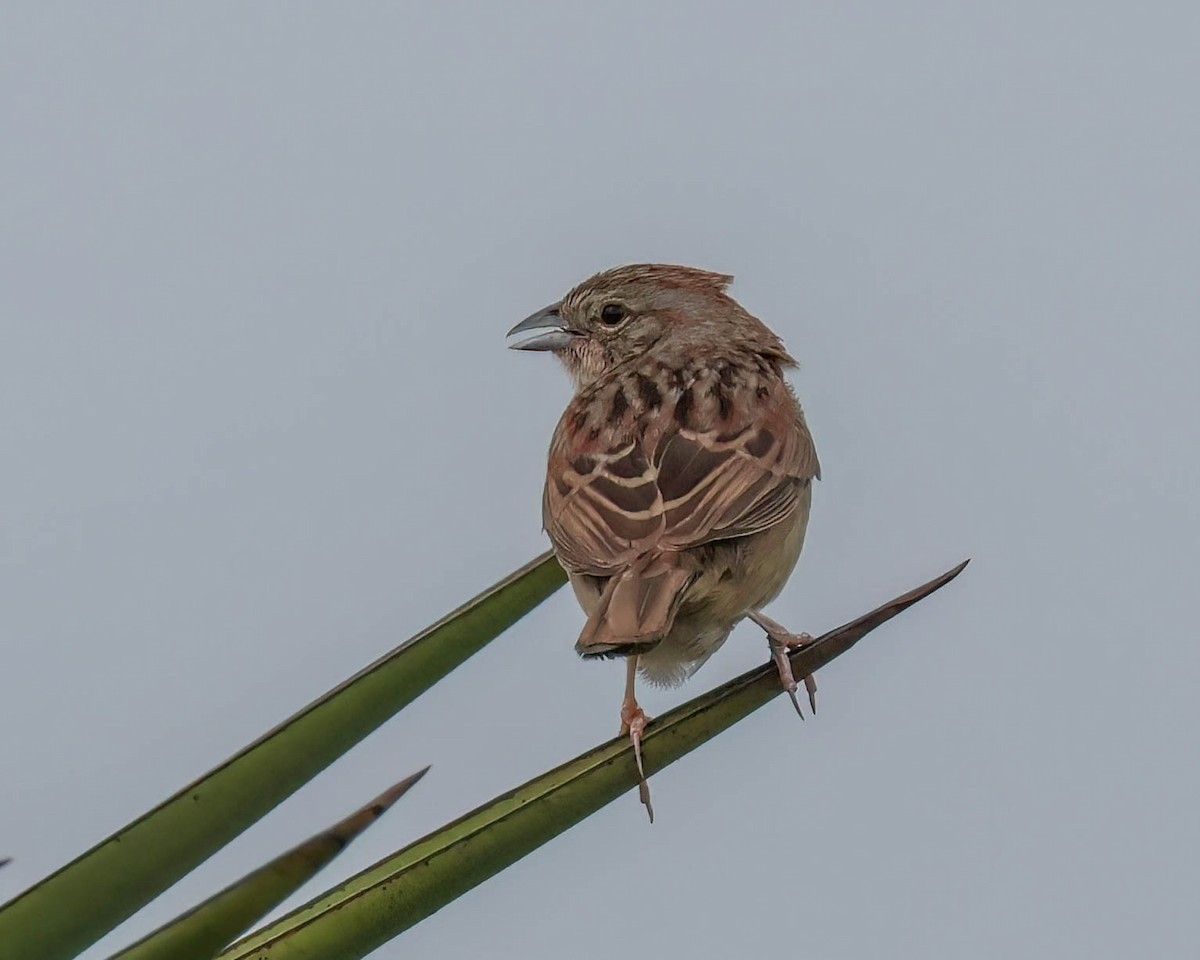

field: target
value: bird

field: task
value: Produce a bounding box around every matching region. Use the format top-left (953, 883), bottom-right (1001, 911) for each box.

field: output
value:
top-left (507, 264), bottom-right (820, 819)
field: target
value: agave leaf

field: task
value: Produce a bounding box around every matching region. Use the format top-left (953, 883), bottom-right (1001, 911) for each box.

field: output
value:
top-left (220, 561), bottom-right (968, 960)
top-left (105, 768), bottom-right (429, 960)
top-left (0, 553), bottom-right (565, 960)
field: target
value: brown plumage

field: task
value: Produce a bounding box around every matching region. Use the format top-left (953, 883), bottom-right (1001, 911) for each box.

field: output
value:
top-left (509, 264), bottom-right (820, 818)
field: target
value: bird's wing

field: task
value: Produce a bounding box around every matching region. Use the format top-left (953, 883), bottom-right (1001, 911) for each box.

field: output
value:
top-left (544, 374), bottom-right (819, 576)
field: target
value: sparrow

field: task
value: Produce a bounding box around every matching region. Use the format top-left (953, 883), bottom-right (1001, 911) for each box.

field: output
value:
top-left (508, 264), bottom-right (820, 819)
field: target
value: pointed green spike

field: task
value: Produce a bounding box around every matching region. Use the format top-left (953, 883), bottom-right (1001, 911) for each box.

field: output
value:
top-left (106, 767), bottom-right (430, 960)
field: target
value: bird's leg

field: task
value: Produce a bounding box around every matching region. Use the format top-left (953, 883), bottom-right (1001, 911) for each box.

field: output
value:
top-left (749, 611), bottom-right (818, 718)
top-left (618, 656), bottom-right (654, 823)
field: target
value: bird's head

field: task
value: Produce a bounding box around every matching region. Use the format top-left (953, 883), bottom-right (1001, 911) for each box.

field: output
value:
top-left (507, 264), bottom-right (790, 390)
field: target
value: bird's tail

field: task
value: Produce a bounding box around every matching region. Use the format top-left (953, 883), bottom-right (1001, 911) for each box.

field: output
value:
top-left (575, 553), bottom-right (694, 659)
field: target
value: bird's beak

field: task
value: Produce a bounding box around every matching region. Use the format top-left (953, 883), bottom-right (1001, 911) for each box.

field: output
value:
top-left (507, 302), bottom-right (577, 351)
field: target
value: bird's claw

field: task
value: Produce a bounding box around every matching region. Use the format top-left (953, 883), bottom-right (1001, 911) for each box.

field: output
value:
top-left (620, 701), bottom-right (655, 823)
top-left (764, 626), bottom-right (818, 718)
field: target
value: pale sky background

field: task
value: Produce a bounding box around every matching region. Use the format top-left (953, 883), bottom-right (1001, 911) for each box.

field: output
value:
top-left (2, 4), bottom-right (1198, 958)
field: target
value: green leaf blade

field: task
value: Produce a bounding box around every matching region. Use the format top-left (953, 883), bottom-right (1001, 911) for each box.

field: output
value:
top-left (0, 553), bottom-right (566, 960)
top-left (106, 768), bottom-right (429, 960)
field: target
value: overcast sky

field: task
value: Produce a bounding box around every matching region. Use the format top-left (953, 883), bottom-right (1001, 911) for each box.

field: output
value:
top-left (2, 4), bottom-right (1198, 958)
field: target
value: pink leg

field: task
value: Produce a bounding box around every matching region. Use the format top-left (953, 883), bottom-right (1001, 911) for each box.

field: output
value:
top-left (749, 611), bottom-right (818, 718)
top-left (619, 656), bottom-right (654, 823)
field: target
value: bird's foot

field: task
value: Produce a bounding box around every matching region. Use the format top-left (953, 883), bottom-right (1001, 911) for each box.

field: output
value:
top-left (772, 634), bottom-right (818, 719)
top-left (750, 612), bottom-right (818, 718)
top-left (619, 700), bottom-right (655, 823)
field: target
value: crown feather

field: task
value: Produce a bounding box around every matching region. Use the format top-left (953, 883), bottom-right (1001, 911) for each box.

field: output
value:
top-left (572, 263), bottom-right (734, 299)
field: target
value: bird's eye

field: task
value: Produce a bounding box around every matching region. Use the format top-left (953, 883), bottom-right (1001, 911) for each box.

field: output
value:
top-left (599, 302), bottom-right (628, 326)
